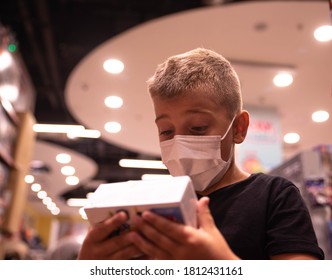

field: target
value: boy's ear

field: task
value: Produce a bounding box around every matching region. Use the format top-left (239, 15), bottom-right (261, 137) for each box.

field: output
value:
top-left (233, 110), bottom-right (249, 144)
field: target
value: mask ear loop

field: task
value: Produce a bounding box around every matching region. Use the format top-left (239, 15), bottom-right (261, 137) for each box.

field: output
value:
top-left (220, 115), bottom-right (237, 141)
top-left (219, 115), bottom-right (237, 163)
top-left (208, 117), bottom-right (237, 187)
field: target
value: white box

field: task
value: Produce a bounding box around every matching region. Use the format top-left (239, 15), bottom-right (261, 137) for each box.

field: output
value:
top-left (84, 176), bottom-right (197, 230)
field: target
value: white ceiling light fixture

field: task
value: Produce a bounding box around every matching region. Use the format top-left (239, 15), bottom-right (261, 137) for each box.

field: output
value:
top-left (56, 153), bottom-right (71, 164)
top-left (104, 95), bottom-right (123, 109)
top-left (45, 200), bottom-right (55, 209)
top-left (47, 202), bottom-right (56, 211)
top-left (104, 121), bottom-right (122, 133)
top-left (33, 124), bottom-right (84, 133)
top-left (119, 159), bottom-right (167, 169)
top-left (273, 72), bottom-right (293, 87)
top-left (42, 197), bottom-right (52, 205)
top-left (51, 207), bottom-right (60, 215)
top-left (314, 25), bottom-right (332, 42)
top-left (0, 84), bottom-right (19, 102)
top-left (312, 110), bottom-right (329, 123)
top-left (37, 190), bottom-right (47, 199)
top-left (0, 51), bottom-right (13, 71)
top-left (66, 175), bottom-right (80, 186)
top-left (67, 198), bottom-right (88, 207)
top-left (61, 165), bottom-right (76, 176)
top-left (103, 58), bottom-right (124, 74)
top-left (25, 175), bottom-right (35, 184)
top-left (284, 132), bottom-right (300, 144)
top-left (31, 183), bottom-right (41, 192)
top-left (67, 129), bottom-right (101, 139)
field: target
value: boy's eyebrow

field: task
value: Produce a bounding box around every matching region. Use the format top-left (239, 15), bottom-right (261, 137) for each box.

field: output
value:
top-left (155, 114), bottom-right (168, 123)
top-left (186, 108), bottom-right (213, 115)
top-left (155, 109), bottom-right (213, 123)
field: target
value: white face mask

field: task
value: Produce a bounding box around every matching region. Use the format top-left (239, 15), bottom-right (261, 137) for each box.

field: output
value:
top-left (160, 116), bottom-right (236, 192)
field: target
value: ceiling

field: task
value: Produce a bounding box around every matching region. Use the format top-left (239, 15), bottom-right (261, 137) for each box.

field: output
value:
top-left (0, 0), bottom-right (331, 218)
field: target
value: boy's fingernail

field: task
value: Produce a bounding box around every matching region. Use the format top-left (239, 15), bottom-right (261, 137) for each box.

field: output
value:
top-left (116, 209), bottom-right (130, 220)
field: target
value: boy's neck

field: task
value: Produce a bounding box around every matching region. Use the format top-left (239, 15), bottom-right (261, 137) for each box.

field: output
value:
top-left (196, 161), bottom-right (250, 196)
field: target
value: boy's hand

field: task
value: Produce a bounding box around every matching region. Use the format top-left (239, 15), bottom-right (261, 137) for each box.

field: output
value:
top-left (128, 197), bottom-right (240, 260)
top-left (78, 211), bottom-right (142, 260)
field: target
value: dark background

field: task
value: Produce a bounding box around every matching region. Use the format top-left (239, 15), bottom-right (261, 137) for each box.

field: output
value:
top-left (0, 0), bottom-right (246, 197)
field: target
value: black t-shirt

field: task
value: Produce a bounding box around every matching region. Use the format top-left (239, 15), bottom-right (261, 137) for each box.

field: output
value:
top-left (198, 173), bottom-right (325, 260)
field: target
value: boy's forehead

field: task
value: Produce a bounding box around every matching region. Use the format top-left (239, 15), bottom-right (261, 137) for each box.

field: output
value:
top-left (153, 93), bottom-right (227, 119)
top-left (153, 92), bottom-right (220, 110)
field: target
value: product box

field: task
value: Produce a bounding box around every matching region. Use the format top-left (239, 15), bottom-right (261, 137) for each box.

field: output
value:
top-left (84, 176), bottom-right (197, 229)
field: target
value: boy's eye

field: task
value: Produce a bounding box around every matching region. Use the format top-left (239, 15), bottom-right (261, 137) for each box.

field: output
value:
top-left (159, 129), bottom-right (173, 136)
top-left (190, 126), bottom-right (208, 134)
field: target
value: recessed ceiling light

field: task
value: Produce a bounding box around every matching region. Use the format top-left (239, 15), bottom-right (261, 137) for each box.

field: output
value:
top-left (61, 165), bottom-right (76, 176)
top-left (56, 153), bottom-right (71, 164)
top-left (0, 51), bottom-right (13, 71)
top-left (314, 25), bottom-right (332, 42)
top-left (66, 176), bottom-right (79, 186)
top-left (51, 207), bottom-right (60, 215)
top-left (104, 95), bottom-right (123, 108)
top-left (103, 59), bottom-right (124, 74)
top-left (104, 121), bottom-right (122, 133)
top-left (25, 175), bottom-right (35, 184)
top-left (42, 197), bottom-right (52, 205)
top-left (47, 202), bottom-right (56, 211)
top-left (283, 132), bottom-right (300, 144)
top-left (31, 183), bottom-right (41, 192)
top-left (312, 110), bottom-right (329, 123)
top-left (37, 190), bottom-right (47, 199)
top-left (273, 73), bottom-right (293, 87)
top-left (0, 84), bottom-right (19, 102)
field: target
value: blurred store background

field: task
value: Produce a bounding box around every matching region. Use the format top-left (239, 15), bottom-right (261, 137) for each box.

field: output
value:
top-left (0, 0), bottom-right (331, 259)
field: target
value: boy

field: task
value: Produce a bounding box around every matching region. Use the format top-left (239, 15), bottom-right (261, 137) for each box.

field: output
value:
top-left (78, 48), bottom-right (324, 260)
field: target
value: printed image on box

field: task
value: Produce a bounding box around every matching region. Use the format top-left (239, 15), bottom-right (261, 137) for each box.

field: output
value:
top-left (84, 176), bottom-right (198, 232)
top-left (150, 207), bottom-right (184, 224)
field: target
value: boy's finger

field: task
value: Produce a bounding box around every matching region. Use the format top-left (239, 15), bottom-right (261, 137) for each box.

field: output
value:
top-left (89, 211), bottom-right (129, 242)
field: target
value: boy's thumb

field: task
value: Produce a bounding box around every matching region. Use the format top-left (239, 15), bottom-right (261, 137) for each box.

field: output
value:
top-left (197, 196), bottom-right (215, 229)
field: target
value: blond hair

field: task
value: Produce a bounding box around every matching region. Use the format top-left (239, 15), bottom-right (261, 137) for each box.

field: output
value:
top-left (147, 48), bottom-right (242, 118)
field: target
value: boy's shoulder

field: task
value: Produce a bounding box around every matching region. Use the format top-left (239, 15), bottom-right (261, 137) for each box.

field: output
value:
top-left (235, 172), bottom-right (295, 188)
top-left (244, 172), bottom-right (301, 199)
